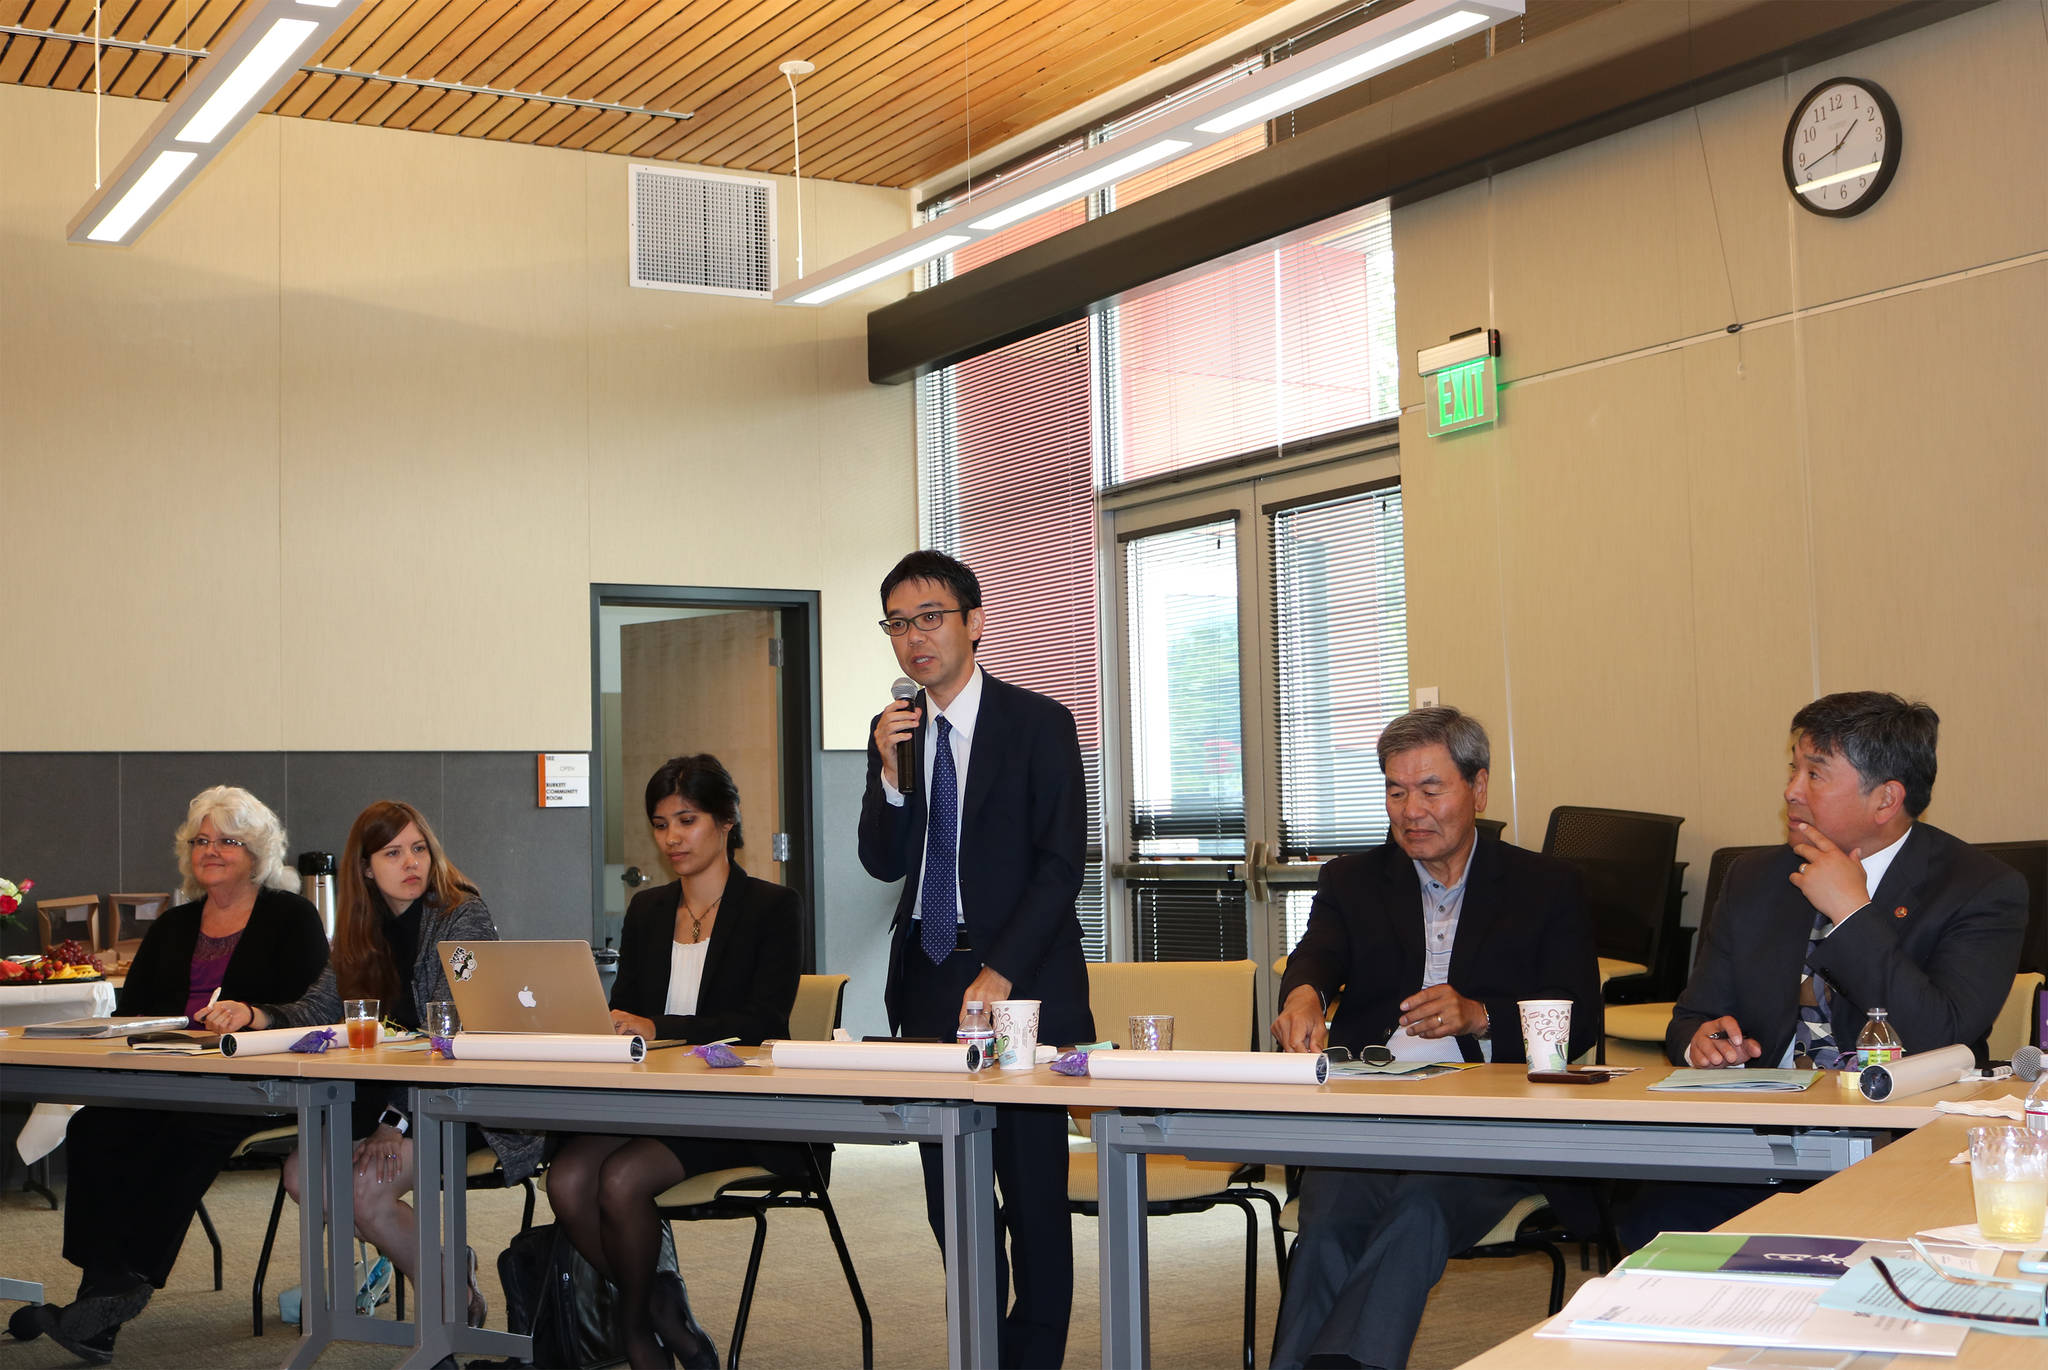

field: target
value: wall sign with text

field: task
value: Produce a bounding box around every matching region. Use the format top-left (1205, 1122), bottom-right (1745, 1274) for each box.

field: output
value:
top-left (1418, 329), bottom-right (1501, 438)
top-left (537, 753), bottom-right (591, 808)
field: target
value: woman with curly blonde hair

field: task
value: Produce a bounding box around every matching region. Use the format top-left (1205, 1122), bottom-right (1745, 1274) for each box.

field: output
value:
top-left (24, 786), bottom-right (326, 1364)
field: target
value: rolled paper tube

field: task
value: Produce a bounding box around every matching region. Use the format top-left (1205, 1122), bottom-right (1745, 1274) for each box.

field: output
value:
top-left (1859, 1043), bottom-right (1976, 1100)
top-left (221, 1024), bottom-right (347, 1057)
top-left (1088, 1049), bottom-right (1329, 1085)
top-left (769, 1040), bottom-right (984, 1073)
top-left (449, 1032), bottom-right (646, 1063)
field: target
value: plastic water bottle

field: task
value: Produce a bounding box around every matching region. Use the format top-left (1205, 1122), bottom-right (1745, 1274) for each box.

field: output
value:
top-left (958, 1001), bottom-right (994, 1070)
top-left (1856, 1007), bottom-right (1903, 1069)
top-left (2026, 1075), bottom-right (2048, 1134)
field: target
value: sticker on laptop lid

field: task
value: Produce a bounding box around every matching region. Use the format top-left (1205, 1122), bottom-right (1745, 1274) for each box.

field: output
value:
top-left (449, 946), bottom-right (476, 982)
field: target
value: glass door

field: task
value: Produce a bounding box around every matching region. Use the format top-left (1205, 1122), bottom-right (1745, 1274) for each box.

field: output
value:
top-left (1106, 447), bottom-right (1405, 1029)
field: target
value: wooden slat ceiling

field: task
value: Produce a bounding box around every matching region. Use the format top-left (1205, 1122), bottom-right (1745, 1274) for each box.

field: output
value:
top-left (0, 0), bottom-right (1307, 187)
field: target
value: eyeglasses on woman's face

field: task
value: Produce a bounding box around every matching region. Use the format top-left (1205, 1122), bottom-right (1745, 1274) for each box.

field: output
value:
top-left (186, 835), bottom-right (248, 851)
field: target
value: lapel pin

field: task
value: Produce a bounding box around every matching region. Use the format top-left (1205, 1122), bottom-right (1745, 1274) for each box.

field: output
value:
top-left (1892, 906), bottom-right (1908, 919)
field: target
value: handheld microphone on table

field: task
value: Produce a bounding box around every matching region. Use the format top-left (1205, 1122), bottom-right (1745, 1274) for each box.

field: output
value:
top-left (891, 677), bottom-right (920, 797)
top-left (2010, 1044), bottom-right (2043, 1082)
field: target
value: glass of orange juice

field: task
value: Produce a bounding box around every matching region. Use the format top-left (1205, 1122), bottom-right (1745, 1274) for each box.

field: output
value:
top-left (343, 999), bottom-right (381, 1050)
top-left (1968, 1125), bottom-right (2048, 1243)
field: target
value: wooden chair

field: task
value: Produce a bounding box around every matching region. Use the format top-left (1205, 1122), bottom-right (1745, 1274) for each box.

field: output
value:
top-left (34, 895), bottom-right (104, 954)
top-left (102, 892), bottom-right (172, 966)
top-left (1069, 959), bottom-right (1277, 1370)
top-left (653, 973), bottom-right (872, 1370)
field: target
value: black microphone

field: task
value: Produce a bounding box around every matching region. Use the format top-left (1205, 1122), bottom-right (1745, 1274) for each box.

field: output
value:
top-left (891, 677), bottom-right (920, 797)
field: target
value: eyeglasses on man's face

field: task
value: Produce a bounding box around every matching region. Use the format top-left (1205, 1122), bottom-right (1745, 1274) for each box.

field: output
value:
top-left (878, 608), bottom-right (970, 637)
top-left (186, 835), bottom-right (248, 851)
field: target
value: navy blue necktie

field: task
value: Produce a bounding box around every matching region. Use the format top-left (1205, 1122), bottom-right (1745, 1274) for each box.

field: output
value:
top-left (919, 715), bottom-right (960, 963)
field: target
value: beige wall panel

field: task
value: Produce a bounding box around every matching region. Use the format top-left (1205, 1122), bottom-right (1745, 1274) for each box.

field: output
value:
top-left (1800, 264), bottom-right (2048, 844)
top-left (1490, 117), bottom-right (1684, 381)
top-left (1492, 354), bottom-right (1701, 847)
top-left (0, 87), bottom-right (285, 751)
top-left (1676, 331), bottom-right (1813, 889)
top-left (1396, 408), bottom-right (1518, 836)
top-left (1391, 179), bottom-right (1492, 413)
top-left (276, 118), bottom-right (591, 751)
top-left (1674, 82), bottom-right (1796, 337)
top-left (584, 159), bottom-right (914, 750)
top-left (1788, 0), bottom-right (2048, 310)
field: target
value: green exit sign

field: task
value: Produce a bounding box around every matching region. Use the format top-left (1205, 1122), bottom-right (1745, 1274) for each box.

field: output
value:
top-left (1427, 355), bottom-right (1496, 436)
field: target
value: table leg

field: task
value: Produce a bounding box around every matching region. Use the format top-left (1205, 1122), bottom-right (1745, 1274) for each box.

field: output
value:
top-left (1096, 1110), bottom-right (1150, 1370)
top-left (287, 1078), bottom-right (353, 1370)
top-left (396, 1098), bottom-right (452, 1369)
top-left (940, 1103), bottom-right (1000, 1370)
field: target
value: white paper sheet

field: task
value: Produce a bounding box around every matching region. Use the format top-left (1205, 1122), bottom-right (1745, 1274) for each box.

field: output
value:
top-left (1535, 1274), bottom-right (1965, 1356)
top-left (220, 1023), bottom-right (349, 1057)
top-left (768, 1040), bottom-right (984, 1073)
top-left (1087, 1049), bottom-right (1329, 1085)
top-left (451, 1032), bottom-right (645, 1063)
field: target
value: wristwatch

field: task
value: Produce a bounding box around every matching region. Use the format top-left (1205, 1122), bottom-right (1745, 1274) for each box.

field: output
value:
top-left (378, 1105), bottom-right (410, 1137)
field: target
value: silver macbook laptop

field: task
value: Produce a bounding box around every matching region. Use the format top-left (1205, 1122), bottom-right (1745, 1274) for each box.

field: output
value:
top-left (438, 940), bottom-right (614, 1035)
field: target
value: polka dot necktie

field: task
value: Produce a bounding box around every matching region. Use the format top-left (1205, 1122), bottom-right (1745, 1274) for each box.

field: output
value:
top-left (919, 715), bottom-right (960, 964)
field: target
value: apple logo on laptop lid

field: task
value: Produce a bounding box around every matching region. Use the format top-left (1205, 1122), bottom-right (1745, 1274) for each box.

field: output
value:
top-left (518, 986), bottom-right (537, 1008)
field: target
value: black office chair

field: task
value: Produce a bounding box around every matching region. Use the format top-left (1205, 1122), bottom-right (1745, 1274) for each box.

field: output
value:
top-left (1540, 807), bottom-right (1684, 1003)
top-left (1602, 844), bottom-right (1777, 1062)
top-left (1981, 840), bottom-right (2047, 976)
top-left (1474, 817), bottom-right (1506, 841)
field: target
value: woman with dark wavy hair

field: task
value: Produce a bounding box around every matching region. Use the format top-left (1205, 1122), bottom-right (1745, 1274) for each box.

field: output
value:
top-left (206, 799), bottom-right (541, 1324)
top-left (546, 754), bottom-right (803, 1370)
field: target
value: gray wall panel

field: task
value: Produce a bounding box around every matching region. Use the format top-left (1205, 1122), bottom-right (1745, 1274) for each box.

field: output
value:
top-left (117, 753), bottom-right (289, 894)
top-left (0, 753), bottom-right (120, 955)
top-left (438, 753), bottom-right (591, 943)
top-left (816, 749), bottom-right (898, 1039)
top-left (285, 752), bottom-right (447, 869)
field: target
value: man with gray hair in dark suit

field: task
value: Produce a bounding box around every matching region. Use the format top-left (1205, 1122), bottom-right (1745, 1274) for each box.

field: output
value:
top-left (1269, 706), bottom-right (1601, 1370)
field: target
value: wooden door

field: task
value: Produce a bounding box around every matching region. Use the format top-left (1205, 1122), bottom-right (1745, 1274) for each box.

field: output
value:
top-left (620, 611), bottom-right (783, 888)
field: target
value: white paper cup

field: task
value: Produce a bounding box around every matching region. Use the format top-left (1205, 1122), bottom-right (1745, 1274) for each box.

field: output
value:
top-left (991, 999), bottom-right (1041, 1072)
top-left (1518, 999), bottom-right (1572, 1073)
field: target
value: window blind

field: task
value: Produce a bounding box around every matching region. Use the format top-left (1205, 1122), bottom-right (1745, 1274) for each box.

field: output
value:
top-left (917, 317), bottom-right (1106, 959)
top-left (1104, 203), bottom-right (1398, 486)
top-left (1271, 485), bottom-right (1408, 858)
top-left (1130, 881), bottom-right (1249, 963)
top-left (1125, 519), bottom-right (1243, 858)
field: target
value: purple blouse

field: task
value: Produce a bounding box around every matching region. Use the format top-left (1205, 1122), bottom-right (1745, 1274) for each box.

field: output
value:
top-left (185, 928), bottom-right (246, 1022)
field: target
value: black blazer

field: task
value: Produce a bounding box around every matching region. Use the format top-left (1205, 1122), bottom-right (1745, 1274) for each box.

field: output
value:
top-left (1280, 836), bottom-right (1602, 1065)
top-left (609, 867), bottom-right (800, 1045)
top-left (1667, 822), bottom-right (2027, 1067)
top-left (116, 888), bottom-right (329, 1018)
top-left (857, 670), bottom-right (1095, 1045)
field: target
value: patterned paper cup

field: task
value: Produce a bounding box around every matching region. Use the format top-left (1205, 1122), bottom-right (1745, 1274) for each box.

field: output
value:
top-left (991, 1000), bottom-right (1041, 1072)
top-left (1517, 999), bottom-right (1572, 1073)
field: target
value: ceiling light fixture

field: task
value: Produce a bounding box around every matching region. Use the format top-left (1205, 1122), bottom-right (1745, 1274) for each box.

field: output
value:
top-left (773, 0), bottom-right (1521, 307)
top-left (69, 0), bottom-right (369, 247)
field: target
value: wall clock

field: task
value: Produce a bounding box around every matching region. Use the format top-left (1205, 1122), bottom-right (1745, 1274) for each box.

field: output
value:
top-left (1783, 78), bottom-right (1900, 217)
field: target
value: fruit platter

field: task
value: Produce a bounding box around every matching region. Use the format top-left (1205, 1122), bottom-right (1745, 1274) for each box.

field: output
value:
top-left (0, 940), bottom-right (108, 985)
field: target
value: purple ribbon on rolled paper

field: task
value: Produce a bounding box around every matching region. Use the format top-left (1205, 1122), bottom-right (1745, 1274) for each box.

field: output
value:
top-left (1051, 1050), bottom-right (1092, 1077)
top-left (289, 1028), bottom-right (338, 1054)
top-left (430, 1035), bottom-right (456, 1057)
top-left (693, 1042), bottom-right (745, 1068)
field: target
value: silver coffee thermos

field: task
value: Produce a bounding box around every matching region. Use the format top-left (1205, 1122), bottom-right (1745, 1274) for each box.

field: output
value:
top-left (297, 851), bottom-right (337, 940)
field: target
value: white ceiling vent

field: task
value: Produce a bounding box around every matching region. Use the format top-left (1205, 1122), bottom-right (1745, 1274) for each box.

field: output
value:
top-left (629, 164), bottom-right (777, 298)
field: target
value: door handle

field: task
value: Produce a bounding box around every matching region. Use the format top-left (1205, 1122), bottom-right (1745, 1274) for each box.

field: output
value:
top-left (1248, 840), bottom-right (1270, 902)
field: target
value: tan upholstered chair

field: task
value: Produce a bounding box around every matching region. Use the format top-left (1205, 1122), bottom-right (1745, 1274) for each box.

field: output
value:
top-left (1070, 959), bottom-right (1277, 1370)
top-left (653, 972), bottom-right (871, 1369)
top-left (1990, 972), bottom-right (2045, 1060)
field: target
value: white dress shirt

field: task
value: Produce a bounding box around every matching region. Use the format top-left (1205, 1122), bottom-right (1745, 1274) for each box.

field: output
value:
top-left (883, 665), bottom-right (983, 926)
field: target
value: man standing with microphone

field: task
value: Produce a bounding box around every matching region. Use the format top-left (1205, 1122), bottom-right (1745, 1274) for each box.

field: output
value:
top-left (858, 549), bottom-right (1092, 1370)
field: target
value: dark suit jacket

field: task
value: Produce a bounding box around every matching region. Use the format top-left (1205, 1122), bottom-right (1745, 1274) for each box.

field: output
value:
top-left (1280, 836), bottom-right (1602, 1064)
top-left (117, 888), bottom-right (329, 1017)
top-left (609, 867), bottom-right (801, 1045)
top-left (857, 670), bottom-right (1095, 1045)
top-left (1666, 822), bottom-right (2027, 1067)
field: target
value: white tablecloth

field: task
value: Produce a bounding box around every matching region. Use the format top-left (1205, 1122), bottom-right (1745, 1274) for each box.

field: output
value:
top-left (1, 981), bottom-right (120, 1162)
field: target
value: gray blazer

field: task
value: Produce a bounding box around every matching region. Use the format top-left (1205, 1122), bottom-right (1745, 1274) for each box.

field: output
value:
top-left (267, 895), bottom-right (543, 1182)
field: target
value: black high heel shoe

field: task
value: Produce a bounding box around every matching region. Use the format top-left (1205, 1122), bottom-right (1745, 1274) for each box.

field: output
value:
top-left (649, 1271), bottom-right (719, 1370)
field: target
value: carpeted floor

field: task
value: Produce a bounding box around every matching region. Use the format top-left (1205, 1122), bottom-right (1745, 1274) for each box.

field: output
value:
top-left (0, 1144), bottom-right (1594, 1368)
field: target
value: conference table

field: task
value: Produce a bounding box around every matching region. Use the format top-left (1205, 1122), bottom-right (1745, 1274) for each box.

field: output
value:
top-left (1461, 1113), bottom-right (2043, 1368)
top-left (973, 1063), bottom-right (2017, 1368)
top-left (1, 1037), bottom-right (2023, 1370)
top-left (0, 1037), bottom-right (1001, 1370)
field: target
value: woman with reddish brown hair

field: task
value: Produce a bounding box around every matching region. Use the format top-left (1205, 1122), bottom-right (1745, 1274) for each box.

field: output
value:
top-left (206, 800), bottom-right (541, 1323)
